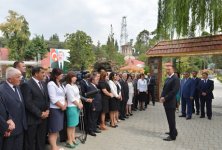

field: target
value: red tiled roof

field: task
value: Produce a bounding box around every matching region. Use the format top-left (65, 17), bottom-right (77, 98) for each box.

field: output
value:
top-left (146, 34), bottom-right (222, 57)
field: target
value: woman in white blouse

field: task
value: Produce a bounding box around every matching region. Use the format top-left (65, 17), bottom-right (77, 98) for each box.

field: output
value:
top-left (65, 71), bottom-right (83, 148)
top-left (47, 68), bottom-right (67, 150)
top-left (108, 72), bottom-right (121, 128)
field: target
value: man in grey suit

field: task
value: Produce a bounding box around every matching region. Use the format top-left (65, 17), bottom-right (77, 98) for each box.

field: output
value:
top-left (0, 67), bottom-right (27, 150)
top-left (20, 67), bottom-right (50, 150)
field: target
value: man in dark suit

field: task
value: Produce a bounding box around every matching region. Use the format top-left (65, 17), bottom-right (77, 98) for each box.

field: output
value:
top-left (20, 67), bottom-right (50, 150)
top-left (146, 73), bottom-right (156, 106)
top-left (13, 61), bottom-right (27, 84)
top-left (192, 71), bottom-right (201, 115)
top-left (160, 65), bottom-right (180, 141)
top-left (199, 72), bottom-right (214, 120)
top-left (87, 73), bottom-right (102, 136)
top-left (119, 73), bottom-right (129, 120)
top-left (0, 96), bottom-right (15, 150)
top-left (0, 67), bottom-right (27, 150)
top-left (179, 72), bottom-right (195, 120)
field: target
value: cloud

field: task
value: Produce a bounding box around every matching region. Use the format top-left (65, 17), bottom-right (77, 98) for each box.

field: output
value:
top-left (0, 0), bottom-right (158, 45)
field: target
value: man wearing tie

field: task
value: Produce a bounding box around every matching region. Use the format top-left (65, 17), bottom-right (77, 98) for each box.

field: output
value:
top-left (0, 67), bottom-right (27, 150)
top-left (160, 65), bottom-right (180, 141)
top-left (20, 67), bottom-right (50, 150)
top-left (192, 71), bottom-right (201, 115)
top-left (179, 72), bottom-right (195, 120)
top-left (146, 72), bottom-right (156, 106)
top-left (199, 72), bottom-right (214, 120)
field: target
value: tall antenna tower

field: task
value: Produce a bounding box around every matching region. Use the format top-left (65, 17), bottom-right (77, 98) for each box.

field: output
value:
top-left (120, 16), bottom-right (128, 52)
top-left (109, 24), bottom-right (114, 39)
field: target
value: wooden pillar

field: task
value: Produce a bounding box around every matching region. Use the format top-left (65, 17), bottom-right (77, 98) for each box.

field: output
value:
top-left (148, 57), bottom-right (162, 100)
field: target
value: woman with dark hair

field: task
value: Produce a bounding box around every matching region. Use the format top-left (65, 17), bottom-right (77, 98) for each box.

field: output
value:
top-left (65, 71), bottom-right (83, 148)
top-left (98, 70), bottom-right (113, 130)
top-left (137, 73), bottom-right (147, 111)
top-left (47, 68), bottom-right (67, 150)
top-left (108, 72), bottom-right (121, 128)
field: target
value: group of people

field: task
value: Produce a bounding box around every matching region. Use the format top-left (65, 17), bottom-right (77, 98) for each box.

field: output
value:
top-left (178, 71), bottom-right (214, 120)
top-left (0, 61), bottom-right (156, 150)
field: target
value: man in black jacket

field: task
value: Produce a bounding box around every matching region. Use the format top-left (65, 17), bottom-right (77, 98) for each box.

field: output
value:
top-left (20, 67), bottom-right (50, 150)
top-left (146, 73), bottom-right (156, 106)
top-left (199, 72), bottom-right (214, 120)
top-left (119, 73), bottom-right (129, 120)
top-left (160, 65), bottom-right (180, 141)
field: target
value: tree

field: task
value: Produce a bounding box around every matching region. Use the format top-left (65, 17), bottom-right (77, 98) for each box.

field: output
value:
top-left (65, 30), bottom-right (95, 70)
top-left (134, 30), bottom-right (150, 54)
top-left (49, 33), bottom-right (60, 42)
top-left (0, 10), bottom-right (30, 60)
top-left (156, 0), bottom-right (222, 39)
top-left (0, 37), bottom-right (7, 47)
top-left (24, 35), bottom-right (48, 60)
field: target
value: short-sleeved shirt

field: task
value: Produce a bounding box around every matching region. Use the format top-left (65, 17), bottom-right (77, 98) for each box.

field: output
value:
top-left (66, 84), bottom-right (81, 107)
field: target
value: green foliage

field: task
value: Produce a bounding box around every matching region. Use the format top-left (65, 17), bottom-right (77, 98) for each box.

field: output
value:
top-left (212, 55), bottom-right (222, 69)
top-left (157, 0), bottom-right (222, 39)
top-left (134, 30), bottom-right (150, 54)
top-left (64, 30), bottom-right (95, 70)
top-left (49, 33), bottom-right (60, 42)
top-left (24, 35), bottom-right (48, 60)
top-left (0, 10), bottom-right (30, 60)
top-left (0, 37), bottom-right (7, 47)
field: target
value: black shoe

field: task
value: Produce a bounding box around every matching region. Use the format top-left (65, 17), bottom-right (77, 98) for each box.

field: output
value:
top-left (153, 103), bottom-right (155, 106)
top-left (196, 112), bottom-right (199, 115)
top-left (143, 108), bottom-right (146, 111)
top-left (88, 131), bottom-right (96, 136)
top-left (179, 115), bottom-right (186, 117)
top-left (119, 117), bottom-right (125, 121)
top-left (124, 116), bottom-right (129, 119)
top-left (129, 113), bottom-right (133, 116)
top-left (163, 136), bottom-right (176, 141)
top-left (208, 117), bottom-right (211, 120)
top-left (94, 129), bottom-right (101, 133)
top-left (200, 116), bottom-right (205, 118)
top-left (186, 117), bottom-right (191, 120)
top-left (165, 132), bottom-right (170, 135)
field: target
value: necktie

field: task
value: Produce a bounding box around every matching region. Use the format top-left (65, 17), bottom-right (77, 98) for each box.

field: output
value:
top-left (39, 81), bottom-right (45, 95)
top-left (204, 79), bottom-right (207, 83)
top-left (13, 86), bottom-right (22, 102)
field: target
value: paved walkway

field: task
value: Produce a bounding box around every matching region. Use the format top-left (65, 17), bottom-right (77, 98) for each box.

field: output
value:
top-left (58, 79), bottom-right (222, 150)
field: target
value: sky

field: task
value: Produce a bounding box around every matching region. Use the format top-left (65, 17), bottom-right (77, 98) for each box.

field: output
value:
top-left (0, 0), bottom-right (158, 45)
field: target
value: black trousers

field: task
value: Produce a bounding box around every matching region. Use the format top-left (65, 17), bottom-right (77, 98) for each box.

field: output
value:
top-left (192, 95), bottom-right (200, 113)
top-left (147, 87), bottom-right (155, 105)
top-left (24, 120), bottom-right (47, 150)
top-left (2, 132), bottom-right (24, 150)
top-left (59, 110), bottom-right (67, 142)
top-left (133, 94), bottom-right (138, 109)
top-left (164, 108), bottom-right (177, 139)
top-left (200, 96), bottom-right (212, 117)
top-left (119, 100), bottom-right (127, 118)
top-left (0, 136), bottom-right (3, 150)
top-left (88, 110), bottom-right (100, 132)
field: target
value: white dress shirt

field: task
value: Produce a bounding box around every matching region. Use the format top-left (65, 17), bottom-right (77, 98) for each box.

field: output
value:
top-left (47, 81), bottom-right (66, 109)
top-left (108, 80), bottom-right (121, 98)
top-left (137, 79), bottom-right (147, 92)
top-left (66, 83), bottom-right (80, 107)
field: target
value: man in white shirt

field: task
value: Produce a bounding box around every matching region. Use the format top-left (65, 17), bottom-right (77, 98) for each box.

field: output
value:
top-left (137, 74), bottom-right (148, 110)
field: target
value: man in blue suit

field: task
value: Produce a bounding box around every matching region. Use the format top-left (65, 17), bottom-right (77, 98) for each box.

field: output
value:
top-left (0, 67), bottom-right (27, 150)
top-left (192, 71), bottom-right (201, 115)
top-left (179, 72), bottom-right (195, 120)
top-left (199, 72), bottom-right (214, 120)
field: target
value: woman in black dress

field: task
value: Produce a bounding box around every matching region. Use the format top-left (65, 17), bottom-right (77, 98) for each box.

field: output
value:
top-left (98, 71), bottom-right (113, 130)
top-left (108, 72), bottom-right (121, 128)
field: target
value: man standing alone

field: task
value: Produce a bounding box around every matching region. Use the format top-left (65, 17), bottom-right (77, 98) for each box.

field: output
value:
top-left (160, 65), bottom-right (180, 141)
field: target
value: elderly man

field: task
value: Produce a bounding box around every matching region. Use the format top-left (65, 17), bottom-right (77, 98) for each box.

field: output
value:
top-left (0, 67), bottom-right (27, 150)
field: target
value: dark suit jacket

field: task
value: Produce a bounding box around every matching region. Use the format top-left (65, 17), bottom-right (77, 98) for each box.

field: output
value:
top-left (0, 82), bottom-right (27, 136)
top-left (147, 76), bottom-right (156, 88)
top-left (80, 79), bottom-right (89, 96)
top-left (119, 79), bottom-right (129, 102)
top-left (180, 78), bottom-right (195, 99)
top-left (20, 78), bottom-right (50, 125)
top-left (161, 74), bottom-right (180, 109)
top-left (192, 77), bottom-right (201, 97)
top-left (0, 96), bottom-right (9, 136)
top-left (87, 83), bottom-right (102, 112)
top-left (51, 61), bottom-right (69, 73)
top-left (198, 79), bottom-right (214, 99)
